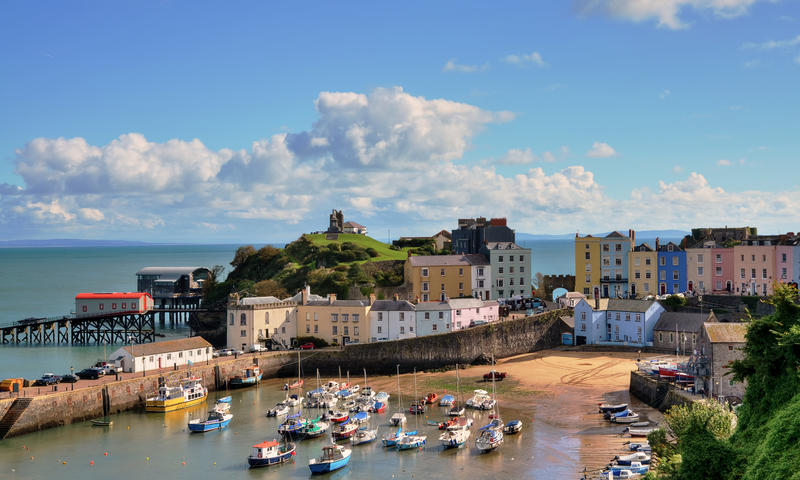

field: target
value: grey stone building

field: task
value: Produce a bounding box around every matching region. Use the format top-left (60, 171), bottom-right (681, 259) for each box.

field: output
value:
top-left (652, 311), bottom-right (717, 352)
top-left (694, 322), bottom-right (747, 400)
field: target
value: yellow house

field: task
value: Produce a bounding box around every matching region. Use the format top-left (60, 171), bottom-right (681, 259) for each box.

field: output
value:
top-left (405, 255), bottom-right (474, 302)
top-left (574, 235), bottom-right (602, 298)
top-left (629, 243), bottom-right (658, 298)
top-left (296, 291), bottom-right (373, 346)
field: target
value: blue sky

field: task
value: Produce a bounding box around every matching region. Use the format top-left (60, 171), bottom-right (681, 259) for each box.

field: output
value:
top-left (1, 0), bottom-right (798, 242)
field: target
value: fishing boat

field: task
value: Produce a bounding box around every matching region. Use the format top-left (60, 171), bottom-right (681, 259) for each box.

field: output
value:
top-left (439, 394), bottom-right (455, 406)
top-left (308, 443), bottom-right (352, 474)
top-left (466, 389), bottom-right (491, 409)
top-left (351, 426), bottom-right (378, 445)
top-left (267, 401), bottom-right (289, 417)
top-left (389, 364), bottom-right (407, 426)
top-left (302, 417), bottom-right (330, 439)
top-left (332, 419), bottom-right (359, 440)
top-left (615, 452), bottom-right (651, 465)
top-left (188, 407), bottom-right (233, 432)
top-left (145, 376), bottom-right (207, 413)
top-left (503, 419), bottom-right (523, 434)
top-left (610, 410), bottom-right (640, 424)
top-left (248, 439), bottom-right (296, 468)
top-left (277, 412), bottom-right (308, 436)
top-left (598, 402), bottom-right (628, 414)
top-left (230, 365), bottom-right (262, 388)
top-left (449, 364), bottom-right (466, 416)
top-left (90, 418), bottom-right (113, 427)
top-left (397, 368), bottom-right (427, 451)
top-left (371, 401), bottom-right (386, 413)
top-left (324, 408), bottom-right (349, 423)
top-left (422, 392), bottom-right (438, 405)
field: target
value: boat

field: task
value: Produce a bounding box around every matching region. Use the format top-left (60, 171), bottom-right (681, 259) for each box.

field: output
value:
top-left (396, 368), bottom-right (427, 451)
top-left (389, 364), bottom-right (407, 426)
top-left (630, 421), bottom-right (649, 427)
top-left (606, 461), bottom-right (649, 476)
top-left (627, 427), bottom-right (657, 437)
top-left (283, 379), bottom-right (304, 390)
top-left (217, 395), bottom-right (232, 404)
top-left (602, 470), bottom-right (643, 479)
top-left (439, 420), bottom-right (471, 448)
top-left (479, 397), bottom-right (496, 411)
top-left (331, 419), bottom-right (359, 439)
top-left (230, 365), bottom-right (262, 388)
top-left (285, 394), bottom-right (301, 407)
top-left (432, 418), bottom-right (456, 430)
top-left (308, 443), bottom-right (351, 474)
top-left (598, 402), bottom-right (628, 414)
top-left (351, 427), bottom-right (378, 445)
top-left (324, 409), bottom-right (349, 423)
top-left (302, 417), bottom-right (330, 439)
top-left (503, 419), bottom-right (523, 434)
top-left (188, 407), bottom-right (233, 432)
top-left (145, 376), bottom-right (207, 413)
top-left (626, 442), bottom-right (651, 452)
top-left (466, 389), bottom-right (491, 409)
top-left (475, 355), bottom-right (504, 452)
top-left (248, 439), bottom-right (296, 468)
top-left (371, 401), bottom-right (386, 413)
top-left (277, 412), bottom-right (308, 436)
top-left (610, 410), bottom-right (640, 424)
top-left (382, 427), bottom-right (418, 447)
top-left (615, 452), bottom-right (651, 465)
top-left (352, 411), bottom-right (370, 424)
top-left (449, 364), bottom-right (466, 416)
top-left (267, 401), bottom-right (289, 417)
top-left (439, 394), bottom-right (455, 406)
top-left (321, 393), bottom-right (339, 408)
top-left (422, 392), bottom-right (438, 405)
top-left (325, 380), bottom-right (340, 392)
top-left (375, 391), bottom-right (390, 403)
top-left (409, 400), bottom-right (426, 415)
top-left (90, 418), bottom-right (113, 427)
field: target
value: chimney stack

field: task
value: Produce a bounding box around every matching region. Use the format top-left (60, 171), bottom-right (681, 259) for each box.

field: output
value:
top-left (301, 284), bottom-right (310, 305)
top-left (656, 237), bottom-right (660, 250)
top-left (369, 293), bottom-right (376, 305)
top-left (631, 229), bottom-right (635, 247)
top-left (393, 293), bottom-right (400, 301)
top-left (328, 293), bottom-right (337, 304)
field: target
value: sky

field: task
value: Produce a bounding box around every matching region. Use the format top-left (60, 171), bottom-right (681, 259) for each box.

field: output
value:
top-left (1, 0), bottom-right (799, 243)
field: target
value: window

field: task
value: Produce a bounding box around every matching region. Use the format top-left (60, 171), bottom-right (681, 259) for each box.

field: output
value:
top-left (354, 326), bottom-right (359, 336)
top-left (697, 254), bottom-right (704, 263)
top-left (615, 312), bottom-right (620, 320)
top-left (583, 287), bottom-right (590, 295)
top-left (716, 254), bottom-right (722, 263)
top-left (508, 255), bottom-right (514, 262)
top-left (659, 257), bottom-right (666, 266)
top-left (274, 328), bottom-right (278, 334)
top-left (673, 271), bottom-right (679, 281)
top-left (634, 257), bottom-right (641, 266)
top-left (672, 257), bottom-right (679, 266)
top-left (229, 314), bottom-right (234, 326)
top-left (240, 330), bottom-right (246, 337)
top-left (306, 325), bottom-right (310, 333)
top-left (520, 278), bottom-right (524, 285)
top-left (331, 314), bottom-right (338, 322)
top-left (645, 271), bottom-right (651, 279)
top-left (178, 352), bottom-right (183, 358)
top-left (112, 303), bottom-right (117, 309)
top-left (585, 263), bottom-right (591, 272)
top-left (585, 274), bottom-right (591, 283)
top-left (615, 258), bottom-right (622, 266)
top-left (510, 278), bottom-right (514, 286)
top-left (697, 267), bottom-right (704, 276)
top-left (422, 282), bottom-right (429, 292)
top-left (585, 252), bottom-right (591, 260)
top-left (581, 323), bottom-right (586, 331)
top-left (659, 332), bottom-right (663, 342)
top-left (478, 280), bottom-right (484, 288)
top-left (752, 255), bottom-right (755, 261)
top-left (762, 268), bottom-right (767, 279)
top-left (440, 268), bottom-right (445, 276)
top-left (782, 267), bottom-right (787, 279)
top-left (660, 271), bottom-right (666, 281)
top-left (377, 312), bottom-right (383, 320)
top-left (586, 243), bottom-right (590, 249)
top-left (167, 354), bottom-right (171, 360)
top-left (519, 255), bottom-right (524, 262)
top-left (673, 283), bottom-right (679, 292)
top-left (499, 267), bottom-right (504, 274)
top-left (740, 268), bottom-right (745, 279)
top-left (432, 324), bottom-right (438, 331)
top-left (332, 325), bottom-right (338, 335)
top-left (520, 266), bottom-right (525, 273)
top-left (635, 271), bottom-right (641, 279)
top-left (615, 244), bottom-right (622, 252)
top-left (645, 258), bottom-right (651, 265)
top-left (305, 312), bottom-right (310, 321)
top-left (377, 326), bottom-right (382, 333)
top-left (716, 266), bottom-right (722, 276)
top-left (510, 266), bottom-right (515, 273)
top-left (424, 312), bottom-right (430, 319)
top-left (741, 254), bottom-right (744, 261)
top-left (782, 253), bottom-right (787, 262)
top-left (459, 282), bottom-right (464, 290)
top-left (716, 280), bottom-right (722, 290)
top-left (343, 326), bottom-right (349, 335)
top-left (458, 268), bottom-right (463, 276)
top-left (581, 312), bottom-right (586, 320)
top-left (99, 303), bottom-right (104, 310)
top-left (603, 244), bottom-right (610, 252)
top-left (314, 312), bottom-right (318, 321)
top-left (751, 268), bottom-right (756, 279)
top-left (456, 310), bottom-right (461, 316)
top-left (438, 312), bottom-right (444, 319)
top-left (699, 281), bottom-right (705, 290)
top-left (342, 314), bottom-right (349, 322)
top-left (240, 313), bottom-right (246, 326)
top-left (643, 283), bottom-right (649, 292)
top-left (422, 268), bottom-right (429, 277)
top-left (497, 279), bottom-right (504, 287)
top-left (314, 324), bottom-right (318, 333)
top-left (607, 312), bottom-right (612, 319)
top-left (635, 314), bottom-right (641, 322)
top-left (668, 244), bottom-right (674, 252)
top-left (399, 326), bottom-right (404, 334)
top-left (762, 254), bottom-right (767, 262)
top-left (499, 256), bottom-right (504, 262)
top-left (625, 313), bottom-right (630, 321)
top-left (441, 283), bottom-right (445, 291)
top-left (423, 294), bottom-right (429, 301)
top-left (477, 268), bottom-right (484, 276)
top-left (265, 312), bottom-right (270, 324)
top-left (670, 332), bottom-right (674, 343)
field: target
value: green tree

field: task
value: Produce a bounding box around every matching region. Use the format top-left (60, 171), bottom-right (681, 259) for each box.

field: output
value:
top-left (253, 279), bottom-right (289, 299)
top-left (231, 245), bottom-right (257, 268)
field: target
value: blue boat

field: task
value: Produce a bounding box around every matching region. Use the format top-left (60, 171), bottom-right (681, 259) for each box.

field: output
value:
top-left (217, 396), bottom-right (232, 404)
top-left (248, 440), bottom-right (296, 467)
top-left (607, 461), bottom-right (649, 476)
top-left (308, 443), bottom-right (351, 474)
top-left (382, 427), bottom-right (417, 447)
top-left (188, 409), bottom-right (233, 432)
top-left (439, 394), bottom-right (455, 406)
top-left (230, 366), bottom-right (262, 389)
top-left (503, 419), bottom-right (523, 434)
top-left (278, 411), bottom-right (308, 436)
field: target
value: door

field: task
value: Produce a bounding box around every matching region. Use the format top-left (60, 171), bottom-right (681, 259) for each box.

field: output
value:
top-left (603, 285), bottom-right (609, 298)
top-left (688, 281), bottom-right (693, 292)
top-left (631, 284), bottom-right (636, 297)
top-left (158, 357), bottom-right (162, 369)
top-left (342, 336), bottom-right (350, 345)
top-left (660, 283), bottom-right (666, 295)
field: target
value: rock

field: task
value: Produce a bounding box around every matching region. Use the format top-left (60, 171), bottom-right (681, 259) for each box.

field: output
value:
top-left (472, 353), bottom-right (492, 365)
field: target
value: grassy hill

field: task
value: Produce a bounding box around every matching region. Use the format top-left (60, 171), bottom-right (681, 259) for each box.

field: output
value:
top-left (304, 233), bottom-right (410, 262)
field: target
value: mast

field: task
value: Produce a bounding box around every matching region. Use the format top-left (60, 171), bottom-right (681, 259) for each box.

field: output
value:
top-left (338, 365), bottom-right (342, 386)
top-left (413, 367), bottom-right (419, 430)
top-left (298, 350), bottom-right (302, 391)
top-left (363, 368), bottom-right (367, 390)
top-left (491, 354), bottom-right (499, 419)
top-left (396, 364), bottom-right (402, 413)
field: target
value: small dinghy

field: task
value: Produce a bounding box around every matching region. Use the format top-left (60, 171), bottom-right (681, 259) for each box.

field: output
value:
top-left (188, 407), bottom-right (233, 432)
top-left (598, 402), bottom-right (628, 414)
top-left (371, 401), bottom-right (386, 413)
top-left (267, 402), bottom-right (289, 417)
top-left (503, 419), bottom-right (523, 434)
top-left (610, 410), bottom-right (640, 424)
top-left (375, 391), bottom-right (390, 403)
top-left (323, 409), bottom-right (349, 423)
top-left (626, 426), bottom-right (657, 437)
top-left (217, 396), bottom-right (232, 404)
top-left (614, 451), bottom-right (651, 465)
top-left (91, 418), bottom-right (113, 427)
top-left (350, 427), bottom-right (378, 445)
top-left (382, 427), bottom-right (417, 447)
top-left (422, 392), bottom-right (438, 405)
top-left (408, 401), bottom-right (426, 415)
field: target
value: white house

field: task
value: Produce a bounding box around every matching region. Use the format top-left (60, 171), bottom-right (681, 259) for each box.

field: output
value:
top-left (343, 221), bottom-right (367, 235)
top-left (111, 336), bottom-right (212, 373)
top-left (558, 291), bottom-right (586, 308)
top-left (415, 301), bottom-right (452, 337)
top-left (369, 298), bottom-right (416, 341)
top-left (573, 298), bottom-right (665, 347)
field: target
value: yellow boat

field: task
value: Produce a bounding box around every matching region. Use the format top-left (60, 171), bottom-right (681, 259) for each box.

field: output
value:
top-left (146, 376), bottom-right (207, 413)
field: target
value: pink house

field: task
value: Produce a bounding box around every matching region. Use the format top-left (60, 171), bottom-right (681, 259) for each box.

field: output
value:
top-left (776, 245), bottom-right (794, 285)
top-left (733, 245), bottom-right (776, 296)
top-left (711, 248), bottom-right (734, 293)
top-left (447, 298), bottom-right (499, 330)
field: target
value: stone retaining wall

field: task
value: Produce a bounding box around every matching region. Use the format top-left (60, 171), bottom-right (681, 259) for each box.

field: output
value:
top-left (629, 370), bottom-right (698, 411)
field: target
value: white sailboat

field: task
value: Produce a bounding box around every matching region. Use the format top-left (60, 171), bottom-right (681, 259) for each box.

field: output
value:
top-left (449, 364), bottom-right (466, 416)
top-left (397, 368), bottom-right (427, 450)
top-left (475, 355), bottom-right (504, 452)
top-left (389, 364), bottom-right (407, 427)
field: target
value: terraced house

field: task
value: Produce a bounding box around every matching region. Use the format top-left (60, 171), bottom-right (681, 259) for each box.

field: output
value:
top-left (628, 243), bottom-right (656, 299)
top-left (656, 240), bottom-right (686, 295)
top-left (575, 234), bottom-right (602, 298)
top-left (484, 242), bottom-right (531, 301)
top-left (572, 297), bottom-right (665, 347)
top-left (405, 255), bottom-right (473, 302)
top-left (296, 291), bottom-right (373, 346)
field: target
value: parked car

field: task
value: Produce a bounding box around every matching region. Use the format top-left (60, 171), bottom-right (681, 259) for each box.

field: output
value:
top-left (34, 373), bottom-right (62, 386)
top-left (216, 348), bottom-right (234, 356)
top-left (76, 368), bottom-right (101, 380)
top-left (300, 342), bottom-right (315, 350)
top-left (249, 344), bottom-right (266, 353)
top-left (101, 364), bottom-right (120, 375)
top-left (483, 370), bottom-right (507, 381)
top-left (61, 374), bottom-right (79, 383)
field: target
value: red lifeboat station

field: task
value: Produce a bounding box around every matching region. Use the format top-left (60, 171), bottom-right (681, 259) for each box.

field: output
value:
top-left (75, 292), bottom-right (154, 317)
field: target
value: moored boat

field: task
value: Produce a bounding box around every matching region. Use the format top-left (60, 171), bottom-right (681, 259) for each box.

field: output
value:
top-left (308, 443), bottom-right (351, 474)
top-left (422, 392), bottom-right (438, 405)
top-left (266, 402), bottom-right (289, 417)
top-left (331, 419), bottom-right (359, 439)
top-left (248, 440), bottom-right (296, 468)
top-left (302, 417), bottom-right (330, 439)
top-left (439, 394), bottom-right (455, 406)
top-left (188, 408), bottom-right (233, 432)
top-left (439, 424), bottom-right (470, 448)
top-left (375, 391), bottom-right (390, 403)
top-left (371, 401), bottom-right (386, 413)
top-left (396, 368), bottom-right (427, 451)
top-left (598, 402), bottom-right (628, 414)
top-left (145, 376), bottom-right (207, 413)
top-left (323, 408), bottom-right (349, 423)
top-left (475, 424), bottom-right (504, 452)
top-left (409, 400), bottom-right (426, 415)
top-left (230, 365), bottom-right (262, 388)
top-left (382, 427), bottom-right (417, 447)
top-left (503, 419), bottom-right (523, 434)
top-left (626, 427), bottom-right (657, 437)
top-left (466, 389), bottom-right (490, 409)
top-left (352, 411), bottom-right (370, 424)
top-left (277, 412), bottom-right (308, 436)
top-left (350, 427), bottom-right (378, 445)
top-left (610, 410), bottom-right (640, 424)
top-left (615, 452), bottom-right (651, 465)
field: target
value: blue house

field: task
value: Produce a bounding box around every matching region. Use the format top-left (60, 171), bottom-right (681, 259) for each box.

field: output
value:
top-left (573, 297), bottom-right (665, 347)
top-left (657, 240), bottom-right (687, 295)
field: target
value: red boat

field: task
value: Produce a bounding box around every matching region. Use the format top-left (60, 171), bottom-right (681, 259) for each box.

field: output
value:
top-left (325, 410), bottom-right (349, 423)
top-left (658, 367), bottom-right (677, 378)
top-left (422, 392), bottom-right (438, 405)
top-left (371, 401), bottom-right (386, 413)
top-left (437, 418), bottom-right (457, 430)
top-left (483, 370), bottom-right (507, 381)
top-left (331, 420), bottom-right (358, 439)
top-left (283, 379), bottom-right (304, 390)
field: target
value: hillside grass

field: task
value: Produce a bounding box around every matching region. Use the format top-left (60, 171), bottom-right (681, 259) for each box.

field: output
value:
top-left (304, 233), bottom-right (411, 262)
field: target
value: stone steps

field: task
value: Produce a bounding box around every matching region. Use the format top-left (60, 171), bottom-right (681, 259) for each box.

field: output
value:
top-left (0, 397), bottom-right (33, 439)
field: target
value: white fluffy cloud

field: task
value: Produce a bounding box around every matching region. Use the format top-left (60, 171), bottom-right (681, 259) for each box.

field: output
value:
top-left (502, 52), bottom-right (547, 67)
top-left (576, 0), bottom-right (762, 29)
top-left (586, 141), bottom-right (618, 158)
top-left (442, 59), bottom-right (489, 73)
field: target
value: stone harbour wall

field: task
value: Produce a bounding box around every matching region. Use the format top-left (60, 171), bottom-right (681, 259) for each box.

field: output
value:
top-left (629, 370), bottom-right (697, 411)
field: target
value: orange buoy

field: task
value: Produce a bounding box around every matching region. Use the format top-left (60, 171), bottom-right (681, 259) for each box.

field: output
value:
top-left (181, 461), bottom-right (186, 466)
top-left (90, 460), bottom-right (94, 465)
top-left (104, 452), bottom-right (108, 456)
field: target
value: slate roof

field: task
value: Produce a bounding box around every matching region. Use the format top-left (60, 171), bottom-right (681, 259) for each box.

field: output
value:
top-left (408, 255), bottom-right (473, 267)
top-left (585, 298), bottom-right (656, 313)
top-left (305, 299), bottom-right (371, 307)
top-left (433, 230), bottom-right (452, 239)
top-left (704, 322), bottom-right (747, 343)
top-left (605, 231), bottom-right (628, 238)
top-left (485, 242), bottom-right (528, 250)
top-left (414, 301), bottom-right (452, 311)
top-left (369, 299), bottom-right (415, 312)
top-left (633, 243), bottom-right (654, 252)
top-left (344, 221), bottom-right (365, 229)
top-left (463, 254), bottom-right (489, 266)
top-left (448, 298), bottom-right (487, 309)
top-left (560, 315), bottom-right (575, 328)
top-left (654, 312), bottom-right (715, 333)
top-left (120, 336), bottom-right (211, 357)
top-left (240, 296), bottom-right (283, 305)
